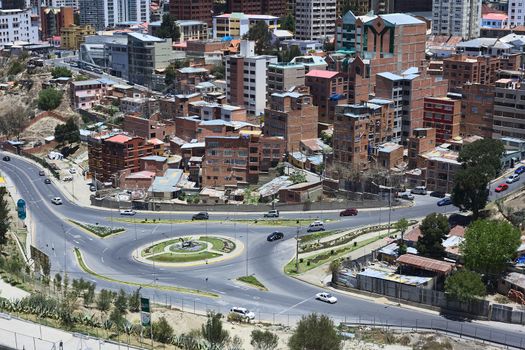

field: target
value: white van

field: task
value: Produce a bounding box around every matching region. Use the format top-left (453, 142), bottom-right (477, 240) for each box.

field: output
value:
top-left (307, 221), bottom-right (325, 232)
top-left (410, 186), bottom-right (427, 195)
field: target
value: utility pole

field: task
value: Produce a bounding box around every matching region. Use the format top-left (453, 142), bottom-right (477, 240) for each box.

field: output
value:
top-left (245, 225), bottom-right (248, 276)
top-left (387, 172), bottom-right (392, 235)
top-left (295, 225), bottom-right (299, 272)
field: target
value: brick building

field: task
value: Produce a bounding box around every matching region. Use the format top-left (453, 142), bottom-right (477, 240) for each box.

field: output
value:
top-left (267, 63), bottom-right (305, 96)
top-left (188, 101), bottom-right (247, 122)
top-left (408, 127), bottom-right (436, 169)
top-left (40, 7), bottom-right (73, 40)
top-left (169, 0), bottom-right (214, 25)
top-left (226, 0), bottom-right (286, 17)
top-left (160, 93), bottom-right (202, 119)
top-left (69, 79), bottom-right (114, 110)
top-left (264, 88), bottom-right (318, 153)
top-left (175, 67), bottom-right (209, 94)
top-left (305, 70), bottom-right (347, 125)
top-left (423, 97), bottom-right (461, 144)
top-left (493, 79), bottom-right (525, 140)
top-left (460, 83), bottom-right (495, 138)
top-left (174, 116), bottom-right (259, 142)
top-left (377, 142), bottom-right (404, 169)
top-left (443, 55), bottom-right (500, 93)
top-left (123, 114), bottom-right (175, 141)
top-left (418, 146), bottom-right (461, 194)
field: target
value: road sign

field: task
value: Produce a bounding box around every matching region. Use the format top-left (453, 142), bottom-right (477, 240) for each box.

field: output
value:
top-left (30, 245), bottom-right (50, 275)
top-left (140, 297), bottom-right (150, 313)
top-left (140, 312), bottom-right (151, 327)
top-left (17, 199), bottom-right (26, 220)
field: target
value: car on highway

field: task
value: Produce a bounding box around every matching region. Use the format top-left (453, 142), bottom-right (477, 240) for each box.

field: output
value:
top-left (120, 209), bottom-right (135, 216)
top-left (429, 191), bottom-right (446, 198)
top-left (307, 220), bottom-right (325, 232)
top-left (63, 176), bottom-right (73, 182)
top-left (410, 186), bottom-right (427, 195)
top-left (339, 208), bottom-right (358, 216)
top-left (44, 178), bottom-right (51, 184)
top-left (51, 197), bottom-right (62, 205)
top-left (507, 174), bottom-right (520, 184)
top-left (230, 307), bottom-right (255, 320)
top-left (437, 197), bottom-right (452, 206)
top-left (315, 292), bottom-right (337, 304)
top-left (263, 209), bottom-right (279, 218)
top-left (516, 165), bottom-right (525, 175)
top-left (495, 183), bottom-right (509, 192)
top-left (267, 231), bottom-right (284, 241)
top-left (89, 184), bottom-right (97, 192)
top-left (397, 192), bottom-right (414, 200)
top-left (38, 170), bottom-right (45, 176)
top-left (2, 156), bottom-right (10, 161)
top-left (69, 168), bottom-right (76, 174)
top-left (192, 212), bottom-right (209, 220)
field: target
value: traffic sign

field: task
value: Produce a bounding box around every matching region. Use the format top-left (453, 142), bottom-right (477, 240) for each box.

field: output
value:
top-left (140, 312), bottom-right (151, 327)
top-left (17, 199), bottom-right (26, 220)
top-left (140, 297), bottom-right (150, 313)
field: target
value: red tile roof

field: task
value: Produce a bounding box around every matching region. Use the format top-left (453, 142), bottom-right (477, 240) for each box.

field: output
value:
top-left (403, 226), bottom-right (422, 242)
top-left (449, 225), bottom-right (465, 238)
top-left (397, 254), bottom-right (454, 275)
top-left (147, 137), bottom-right (164, 146)
top-left (305, 70), bottom-right (338, 79)
top-left (482, 13), bottom-right (508, 20)
top-left (106, 134), bottom-right (132, 144)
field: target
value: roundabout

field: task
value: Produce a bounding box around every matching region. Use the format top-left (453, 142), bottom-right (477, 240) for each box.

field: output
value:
top-left (135, 235), bottom-right (243, 266)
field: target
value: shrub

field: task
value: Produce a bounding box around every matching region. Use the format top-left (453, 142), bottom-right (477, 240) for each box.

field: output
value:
top-left (38, 88), bottom-right (62, 111)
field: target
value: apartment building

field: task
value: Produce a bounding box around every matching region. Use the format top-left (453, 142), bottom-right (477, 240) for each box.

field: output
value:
top-left (225, 41), bottom-right (278, 117)
top-left (120, 96), bottom-right (159, 117)
top-left (408, 128), bottom-right (436, 169)
top-left (423, 97), bottom-right (461, 144)
top-left (212, 13), bottom-right (278, 39)
top-left (264, 89), bottom-right (318, 153)
top-left (377, 143), bottom-right (404, 169)
top-left (169, 0), bottom-right (214, 26)
top-left (79, 0), bottom-right (150, 31)
top-left (69, 79), bottom-right (114, 110)
top-left (61, 25), bottom-right (95, 50)
top-left (175, 67), bottom-right (209, 93)
top-left (188, 101), bottom-right (247, 122)
top-left (40, 7), bottom-right (73, 40)
top-left (226, 0), bottom-right (287, 17)
top-left (127, 33), bottom-right (172, 88)
top-left (289, 56), bottom-right (328, 73)
top-left (149, 20), bottom-right (207, 42)
top-left (337, 0), bottom-right (369, 16)
top-left (267, 63), bottom-right (305, 96)
top-left (160, 92), bottom-right (202, 118)
top-left (88, 133), bottom-right (154, 182)
top-left (123, 114), bottom-right (175, 140)
top-left (375, 68), bottom-right (448, 144)
top-left (460, 83), bottom-right (495, 138)
top-left (332, 101), bottom-right (394, 171)
top-left (295, 0), bottom-right (337, 40)
top-left (305, 70), bottom-right (347, 125)
top-left (418, 146), bottom-right (461, 194)
top-left (493, 79), bottom-right (525, 140)
top-left (0, 9), bottom-right (38, 47)
top-left (508, 1), bottom-right (525, 27)
top-left (443, 55), bottom-right (501, 93)
top-left (431, 0), bottom-right (481, 39)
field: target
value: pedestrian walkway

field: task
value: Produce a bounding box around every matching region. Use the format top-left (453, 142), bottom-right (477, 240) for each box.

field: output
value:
top-left (0, 278), bottom-right (29, 301)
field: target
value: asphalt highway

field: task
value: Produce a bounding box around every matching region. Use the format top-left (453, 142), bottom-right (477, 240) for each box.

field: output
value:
top-left (1, 153), bottom-right (525, 348)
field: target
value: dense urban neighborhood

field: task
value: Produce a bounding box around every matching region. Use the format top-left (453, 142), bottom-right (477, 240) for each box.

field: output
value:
top-left (2, 0), bottom-right (525, 349)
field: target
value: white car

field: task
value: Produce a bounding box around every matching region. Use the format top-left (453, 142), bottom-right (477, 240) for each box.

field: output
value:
top-left (398, 192), bottom-right (414, 200)
top-left (69, 168), bottom-right (76, 174)
top-left (507, 174), bottom-right (520, 184)
top-left (51, 197), bottom-right (63, 205)
top-left (307, 220), bottom-right (325, 232)
top-left (316, 292), bottom-right (337, 304)
top-left (410, 186), bottom-right (427, 195)
top-left (230, 307), bottom-right (255, 320)
top-left (63, 176), bottom-right (73, 182)
top-left (119, 209), bottom-right (136, 216)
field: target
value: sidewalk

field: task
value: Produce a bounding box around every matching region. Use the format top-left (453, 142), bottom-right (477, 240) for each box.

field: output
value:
top-left (0, 278), bottom-right (29, 301)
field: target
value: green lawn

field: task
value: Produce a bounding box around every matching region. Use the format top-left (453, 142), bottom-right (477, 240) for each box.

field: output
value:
top-left (111, 217), bottom-right (198, 224)
top-left (299, 230), bottom-right (340, 243)
top-left (233, 218), bottom-right (335, 227)
top-left (69, 220), bottom-right (124, 238)
top-left (237, 275), bottom-right (267, 290)
top-left (199, 236), bottom-right (226, 251)
top-left (148, 251), bottom-right (221, 263)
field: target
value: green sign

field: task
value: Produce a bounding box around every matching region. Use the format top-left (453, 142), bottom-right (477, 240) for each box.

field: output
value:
top-left (140, 297), bottom-right (150, 313)
top-left (140, 312), bottom-right (151, 327)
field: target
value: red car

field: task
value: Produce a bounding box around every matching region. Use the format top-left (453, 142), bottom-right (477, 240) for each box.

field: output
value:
top-left (340, 208), bottom-right (359, 216)
top-left (495, 183), bottom-right (509, 192)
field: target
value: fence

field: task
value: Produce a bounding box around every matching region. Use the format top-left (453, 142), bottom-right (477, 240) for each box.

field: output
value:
top-left (490, 304), bottom-right (525, 325)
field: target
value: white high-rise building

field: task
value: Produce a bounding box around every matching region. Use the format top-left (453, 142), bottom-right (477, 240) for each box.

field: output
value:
top-left (509, 1), bottom-right (525, 27)
top-left (79, 0), bottom-right (150, 31)
top-left (431, 0), bottom-right (481, 39)
top-left (0, 9), bottom-right (38, 47)
top-left (294, 0), bottom-right (336, 41)
top-left (44, 0), bottom-right (79, 9)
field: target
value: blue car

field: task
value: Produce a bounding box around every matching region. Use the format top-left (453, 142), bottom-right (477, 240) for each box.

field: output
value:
top-left (437, 197), bottom-right (452, 206)
top-left (515, 166), bottom-right (525, 175)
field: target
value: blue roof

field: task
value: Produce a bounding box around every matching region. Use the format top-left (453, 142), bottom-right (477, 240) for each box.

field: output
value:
top-left (149, 169), bottom-right (183, 193)
top-left (141, 155), bottom-right (167, 162)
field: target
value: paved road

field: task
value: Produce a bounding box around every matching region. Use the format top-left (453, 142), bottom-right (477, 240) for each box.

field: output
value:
top-left (1, 153), bottom-right (525, 348)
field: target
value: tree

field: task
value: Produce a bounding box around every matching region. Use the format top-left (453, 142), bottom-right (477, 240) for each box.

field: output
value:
top-left (251, 329), bottom-right (279, 350)
top-left (279, 45), bottom-right (302, 62)
top-left (152, 316), bottom-right (174, 343)
top-left (328, 259), bottom-right (341, 284)
top-left (164, 65), bottom-right (177, 86)
top-left (279, 13), bottom-right (295, 32)
top-left (416, 213), bottom-right (449, 259)
top-left (458, 138), bottom-right (504, 179)
top-left (210, 63), bottom-right (225, 79)
top-left (288, 313), bottom-right (342, 350)
top-left (97, 289), bottom-right (113, 312)
top-left (38, 88), bottom-right (62, 111)
top-left (53, 273), bottom-right (62, 292)
top-left (109, 306), bottom-right (125, 329)
top-left (289, 171), bottom-right (307, 184)
top-left (244, 21), bottom-right (273, 55)
top-left (451, 167), bottom-right (490, 219)
top-left (0, 187), bottom-right (10, 246)
top-left (463, 219), bottom-right (521, 278)
top-left (54, 117), bottom-right (80, 145)
top-left (128, 288), bottom-right (140, 312)
top-left (201, 312), bottom-right (229, 348)
top-left (394, 218), bottom-right (409, 240)
top-left (7, 60), bottom-right (24, 76)
top-left (0, 104), bottom-right (30, 139)
top-left (114, 288), bottom-right (128, 314)
top-left (83, 282), bottom-right (95, 306)
top-left (445, 269), bottom-right (486, 302)
top-left (51, 66), bottom-right (72, 79)
top-left (156, 14), bottom-right (181, 42)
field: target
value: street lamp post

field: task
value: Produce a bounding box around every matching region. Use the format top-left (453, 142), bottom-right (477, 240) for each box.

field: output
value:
top-left (295, 225), bottom-right (300, 272)
top-left (245, 225), bottom-right (249, 276)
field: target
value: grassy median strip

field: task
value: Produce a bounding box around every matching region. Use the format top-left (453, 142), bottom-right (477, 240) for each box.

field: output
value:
top-left (74, 248), bottom-right (218, 298)
top-left (148, 251), bottom-right (221, 263)
top-left (232, 218), bottom-right (335, 227)
top-left (237, 275), bottom-right (267, 291)
top-left (299, 230), bottom-right (341, 243)
top-left (110, 217), bottom-right (218, 224)
top-left (69, 220), bottom-right (124, 238)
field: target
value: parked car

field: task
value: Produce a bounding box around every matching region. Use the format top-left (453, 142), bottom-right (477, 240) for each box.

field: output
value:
top-left (263, 209), bottom-right (279, 218)
top-left (429, 191), bottom-right (446, 198)
top-left (315, 292), bottom-right (337, 304)
top-left (2, 156), bottom-right (10, 161)
top-left (192, 212), bottom-right (209, 220)
top-left (437, 197), bottom-right (452, 206)
top-left (38, 170), bottom-right (45, 176)
top-left (410, 186), bottom-right (427, 195)
top-left (63, 176), bottom-right (73, 182)
top-left (516, 165), bottom-right (525, 175)
top-left (339, 208), bottom-right (358, 216)
top-left (51, 197), bottom-right (62, 205)
top-left (230, 307), bottom-right (255, 320)
top-left (120, 209), bottom-right (135, 216)
top-left (397, 192), bottom-right (414, 200)
top-left (495, 183), bottom-right (509, 192)
top-left (507, 174), bottom-right (520, 184)
top-left (89, 184), bottom-right (97, 192)
top-left (69, 168), bottom-right (76, 174)
top-left (44, 178), bottom-right (51, 184)
top-left (267, 231), bottom-right (284, 241)
top-left (307, 221), bottom-right (325, 232)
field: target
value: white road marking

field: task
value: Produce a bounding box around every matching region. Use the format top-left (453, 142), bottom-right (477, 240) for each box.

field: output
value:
top-left (278, 297), bottom-right (312, 315)
top-left (101, 257), bottom-right (104, 263)
top-left (211, 289), bottom-right (226, 295)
